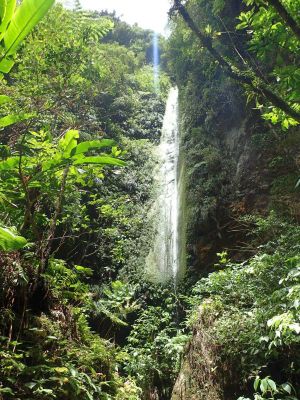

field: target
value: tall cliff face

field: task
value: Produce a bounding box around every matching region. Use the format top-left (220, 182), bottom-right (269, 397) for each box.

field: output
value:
top-left (178, 79), bottom-right (271, 271)
top-left (171, 83), bottom-right (300, 399)
top-left (171, 85), bottom-right (263, 399)
top-left (167, 0), bottom-right (300, 395)
top-left (172, 311), bottom-right (223, 400)
top-left (167, 0), bottom-right (300, 269)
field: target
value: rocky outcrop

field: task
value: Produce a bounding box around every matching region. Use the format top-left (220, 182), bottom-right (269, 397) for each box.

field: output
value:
top-left (172, 85), bottom-right (300, 399)
top-left (171, 305), bottom-right (225, 400)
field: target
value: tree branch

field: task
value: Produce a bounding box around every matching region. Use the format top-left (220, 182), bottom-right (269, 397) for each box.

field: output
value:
top-left (266, 0), bottom-right (300, 40)
top-left (171, 0), bottom-right (300, 122)
top-left (38, 166), bottom-right (70, 275)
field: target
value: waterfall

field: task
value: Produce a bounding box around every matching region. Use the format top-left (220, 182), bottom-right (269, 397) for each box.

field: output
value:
top-left (146, 87), bottom-right (181, 282)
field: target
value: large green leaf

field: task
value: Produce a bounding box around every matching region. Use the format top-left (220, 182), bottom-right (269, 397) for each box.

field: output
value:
top-left (0, 0), bottom-right (54, 74)
top-left (59, 130), bottom-right (79, 156)
top-left (0, 156), bottom-right (19, 170)
top-left (41, 153), bottom-right (64, 171)
top-left (0, 57), bottom-right (13, 74)
top-left (70, 139), bottom-right (116, 157)
top-left (0, 94), bottom-right (12, 105)
top-left (0, 112), bottom-right (33, 128)
top-left (0, 1), bottom-right (5, 22)
top-left (0, 0), bottom-right (16, 40)
top-left (73, 156), bottom-right (126, 167)
top-left (3, 0), bottom-right (55, 55)
top-left (0, 226), bottom-right (27, 251)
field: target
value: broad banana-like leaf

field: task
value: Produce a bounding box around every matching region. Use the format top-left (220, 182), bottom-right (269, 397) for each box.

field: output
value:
top-left (43, 155), bottom-right (126, 171)
top-left (0, 94), bottom-right (12, 105)
top-left (0, 0), bottom-right (16, 40)
top-left (0, 1), bottom-right (5, 21)
top-left (59, 130), bottom-right (79, 156)
top-left (0, 112), bottom-right (33, 128)
top-left (4, 0), bottom-right (55, 55)
top-left (73, 156), bottom-right (126, 167)
top-left (0, 0), bottom-right (54, 73)
top-left (70, 139), bottom-right (116, 156)
top-left (0, 226), bottom-right (27, 251)
top-left (0, 57), bottom-right (14, 73)
top-left (41, 133), bottom-right (125, 171)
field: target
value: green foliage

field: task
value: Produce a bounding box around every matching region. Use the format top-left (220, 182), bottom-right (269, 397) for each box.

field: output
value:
top-left (0, 129), bottom-right (125, 241)
top-left (93, 280), bottom-right (139, 327)
top-left (135, 65), bottom-right (170, 98)
top-left (0, 0), bottom-right (54, 76)
top-left (43, 258), bottom-right (92, 306)
top-left (0, 0), bottom-right (54, 149)
top-left (180, 123), bottom-right (231, 244)
top-left (187, 216), bottom-right (300, 391)
top-left (0, 316), bottom-right (116, 399)
top-left (0, 2), bottom-right (169, 398)
top-left (0, 225), bottom-right (27, 251)
top-left (236, 0), bottom-right (300, 127)
top-left (167, 0), bottom-right (300, 397)
top-left (169, 0), bottom-right (299, 126)
top-left (124, 285), bottom-right (189, 398)
top-left (238, 376), bottom-right (297, 400)
top-left (0, 0), bottom-right (53, 258)
top-left (0, 129), bottom-right (124, 173)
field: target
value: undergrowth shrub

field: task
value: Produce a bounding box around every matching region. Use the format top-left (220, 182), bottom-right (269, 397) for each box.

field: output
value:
top-left (187, 215), bottom-right (300, 395)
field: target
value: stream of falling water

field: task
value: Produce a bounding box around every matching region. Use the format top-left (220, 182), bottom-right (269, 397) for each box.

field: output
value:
top-left (146, 87), bottom-right (180, 282)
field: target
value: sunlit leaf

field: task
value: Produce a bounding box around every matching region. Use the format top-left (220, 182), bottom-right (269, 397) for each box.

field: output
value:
top-left (281, 383), bottom-right (292, 394)
top-left (2, 0), bottom-right (55, 56)
top-left (0, 156), bottom-right (19, 170)
top-left (59, 129), bottom-right (79, 155)
top-left (0, 94), bottom-right (12, 105)
top-left (70, 139), bottom-right (115, 156)
top-left (73, 156), bottom-right (126, 167)
top-left (0, 113), bottom-right (33, 128)
top-left (0, 226), bottom-right (27, 251)
top-left (0, 0), bottom-right (16, 40)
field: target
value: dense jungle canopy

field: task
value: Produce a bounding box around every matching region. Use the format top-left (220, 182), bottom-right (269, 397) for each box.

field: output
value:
top-left (0, 0), bottom-right (299, 399)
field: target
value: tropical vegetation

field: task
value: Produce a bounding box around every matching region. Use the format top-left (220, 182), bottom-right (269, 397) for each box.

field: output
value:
top-left (0, 0), bottom-right (299, 399)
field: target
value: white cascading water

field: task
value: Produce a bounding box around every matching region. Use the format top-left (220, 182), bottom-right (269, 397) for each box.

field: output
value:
top-left (146, 87), bottom-right (180, 281)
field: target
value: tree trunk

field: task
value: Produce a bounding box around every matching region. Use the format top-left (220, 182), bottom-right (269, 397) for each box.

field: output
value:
top-left (266, 0), bottom-right (300, 40)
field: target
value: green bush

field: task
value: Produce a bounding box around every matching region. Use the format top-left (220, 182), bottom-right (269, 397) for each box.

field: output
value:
top-left (187, 216), bottom-right (300, 392)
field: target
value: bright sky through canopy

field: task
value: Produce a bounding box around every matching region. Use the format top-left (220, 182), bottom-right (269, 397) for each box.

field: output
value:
top-left (79, 0), bottom-right (171, 33)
